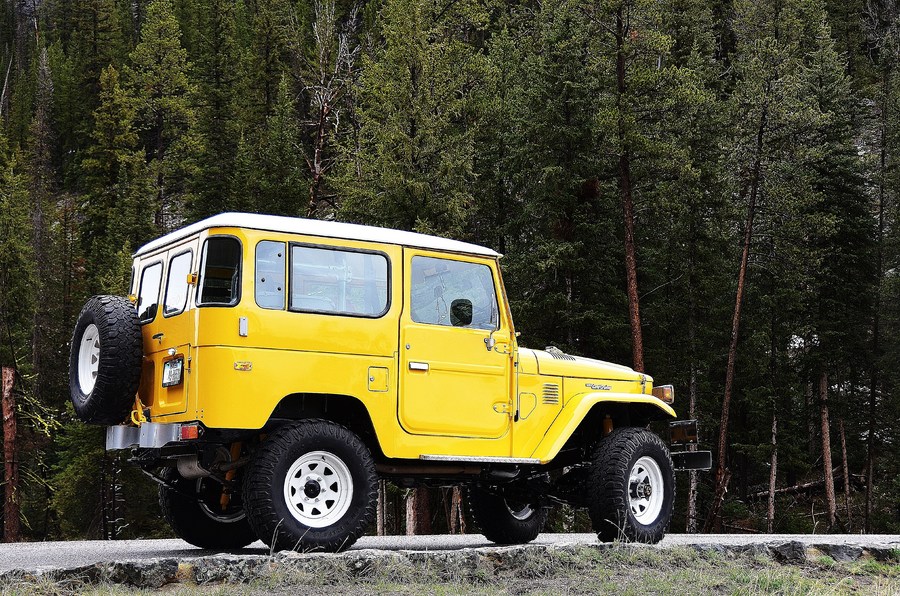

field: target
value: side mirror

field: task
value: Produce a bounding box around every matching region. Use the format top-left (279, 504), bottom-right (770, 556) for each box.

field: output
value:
top-left (450, 298), bottom-right (473, 327)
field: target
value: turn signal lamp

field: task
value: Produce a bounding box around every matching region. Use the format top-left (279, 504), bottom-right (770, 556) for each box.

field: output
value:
top-left (652, 384), bottom-right (675, 404)
top-left (180, 423), bottom-right (200, 441)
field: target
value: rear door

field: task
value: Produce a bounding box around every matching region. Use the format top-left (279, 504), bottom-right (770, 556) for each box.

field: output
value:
top-left (137, 238), bottom-right (199, 417)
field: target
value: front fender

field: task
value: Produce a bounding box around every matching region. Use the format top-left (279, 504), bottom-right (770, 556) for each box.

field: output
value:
top-left (530, 392), bottom-right (676, 464)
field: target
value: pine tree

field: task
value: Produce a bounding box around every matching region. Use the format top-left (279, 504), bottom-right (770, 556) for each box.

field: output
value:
top-left (255, 75), bottom-right (304, 216)
top-left (0, 135), bottom-right (34, 369)
top-left (128, 0), bottom-right (198, 231)
top-left (337, 0), bottom-right (489, 237)
top-left (189, 0), bottom-right (241, 220)
top-left (81, 65), bottom-right (153, 292)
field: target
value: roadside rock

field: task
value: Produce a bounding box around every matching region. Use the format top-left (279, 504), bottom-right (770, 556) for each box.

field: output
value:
top-left (771, 541), bottom-right (807, 563)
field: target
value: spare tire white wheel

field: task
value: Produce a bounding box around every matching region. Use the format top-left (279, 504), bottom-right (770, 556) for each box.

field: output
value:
top-left (68, 295), bottom-right (143, 425)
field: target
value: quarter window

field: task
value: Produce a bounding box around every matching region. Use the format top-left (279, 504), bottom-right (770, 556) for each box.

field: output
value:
top-left (163, 251), bottom-right (192, 316)
top-left (289, 246), bottom-right (388, 317)
top-left (256, 241), bottom-right (286, 310)
top-left (198, 237), bottom-right (242, 306)
top-left (410, 256), bottom-right (498, 330)
top-left (136, 262), bottom-right (163, 323)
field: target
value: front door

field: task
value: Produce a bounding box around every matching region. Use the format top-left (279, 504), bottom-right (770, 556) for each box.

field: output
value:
top-left (399, 250), bottom-right (514, 439)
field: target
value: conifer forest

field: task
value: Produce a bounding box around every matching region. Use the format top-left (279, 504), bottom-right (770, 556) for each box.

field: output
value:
top-left (0, 0), bottom-right (899, 541)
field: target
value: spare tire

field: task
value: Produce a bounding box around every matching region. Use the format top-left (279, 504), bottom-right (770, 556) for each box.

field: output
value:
top-left (69, 295), bottom-right (143, 425)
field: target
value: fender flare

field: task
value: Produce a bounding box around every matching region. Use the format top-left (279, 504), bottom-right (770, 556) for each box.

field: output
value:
top-left (529, 392), bottom-right (676, 463)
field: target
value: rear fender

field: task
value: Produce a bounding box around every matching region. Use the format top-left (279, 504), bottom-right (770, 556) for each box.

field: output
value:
top-left (529, 392), bottom-right (676, 463)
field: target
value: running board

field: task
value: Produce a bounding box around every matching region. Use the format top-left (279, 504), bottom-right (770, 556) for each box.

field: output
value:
top-left (420, 454), bottom-right (541, 464)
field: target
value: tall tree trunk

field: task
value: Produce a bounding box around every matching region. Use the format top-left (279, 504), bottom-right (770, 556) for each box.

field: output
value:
top-left (306, 101), bottom-right (331, 218)
top-left (377, 480), bottom-right (386, 536)
top-left (867, 66), bottom-right (888, 534)
top-left (838, 419), bottom-right (851, 530)
top-left (615, 7), bottom-right (643, 372)
top-left (806, 380), bottom-right (817, 460)
top-left (767, 412), bottom-right (777, 533)
top-left (448, 487), bottom-right (465, 534)
top-left (708, 103), bottom-right (768, 531)
top-left (405, 488), bottom-right (431, 535)
top-left (28, 47), bottom-right (54, 408)
top-left (819, 371), bottom-right (836, 530)
top-left (2, 367), bottom-right (19, 543)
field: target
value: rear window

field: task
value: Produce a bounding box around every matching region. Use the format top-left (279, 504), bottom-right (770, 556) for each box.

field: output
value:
top-left (256, 241), bottom-right (286, 310)
top-left (163, 250), bottom-right (193, 316)
top-left (137, 262), bottom-right (163, 323)
top-left (289, 245), bottom-right (388, 317)
top-left (197, 237), bottom-right (242, 306)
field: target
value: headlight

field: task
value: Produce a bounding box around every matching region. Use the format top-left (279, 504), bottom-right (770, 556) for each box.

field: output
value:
top-left (652, 384), bottom-right (674, 404)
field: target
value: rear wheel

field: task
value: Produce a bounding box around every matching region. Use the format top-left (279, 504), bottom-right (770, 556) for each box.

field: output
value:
top-left (469, 486), bottom-right (548, 545)
top-left (243, 420), bottom-right (377, 552)
top-left (588, 427), bottom-right (674, 544)
top-left (158, 466), bottom-right (257, 550)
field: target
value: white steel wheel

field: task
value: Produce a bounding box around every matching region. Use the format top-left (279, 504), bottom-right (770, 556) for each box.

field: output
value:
top-left (506, 502), bottom-right (536, 521)
top-left (283, 450), bottom-right (354, 528)
top-left (77, 323), bottom-right (101, 395)
top-left (628, 456), bottom-right (664, 524)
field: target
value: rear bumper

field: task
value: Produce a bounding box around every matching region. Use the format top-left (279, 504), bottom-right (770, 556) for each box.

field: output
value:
top-left (106, 423), bottom-right (184, 450)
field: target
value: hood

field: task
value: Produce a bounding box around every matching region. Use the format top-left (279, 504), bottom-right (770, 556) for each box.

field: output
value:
top-left (528, 347), bottom-right (648, 383)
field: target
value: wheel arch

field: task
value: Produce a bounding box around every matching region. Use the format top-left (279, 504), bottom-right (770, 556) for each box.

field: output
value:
top-left (530, 392), bottom-right (675, 463)
top-left (266, 393), bottom-right (385, 460)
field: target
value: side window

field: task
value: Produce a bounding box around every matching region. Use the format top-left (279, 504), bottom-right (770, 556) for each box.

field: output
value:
top-left (410, 256), bottom-right (498, 330)
top-left (197, 237), bottom-right (242, 306)
top-left (163, 251), bottom-right (193, 317)
top-left (256, 241), bottom-right (286, 310)
top-left (137, 262), bottom-right (163, 323)
top-left (289, 245), bottom-right (389, 317)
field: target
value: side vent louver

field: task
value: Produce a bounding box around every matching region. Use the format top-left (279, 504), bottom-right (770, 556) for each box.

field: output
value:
top-left (542, 383), bottom-right (560, 405)
top-left (545, 346), bottom-right (576, 361)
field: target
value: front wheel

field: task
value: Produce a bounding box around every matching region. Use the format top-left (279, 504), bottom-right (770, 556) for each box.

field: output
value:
top-left (469, 486), bottom-right (548, 545)
top-left (588, 427), bottom-right (675, 544)
top-left (243, 420), bottom-right (377, 552)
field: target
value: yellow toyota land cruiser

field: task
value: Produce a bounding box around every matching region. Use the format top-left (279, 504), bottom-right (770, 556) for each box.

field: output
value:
top-left (68, 213), bottom-right (710, 552)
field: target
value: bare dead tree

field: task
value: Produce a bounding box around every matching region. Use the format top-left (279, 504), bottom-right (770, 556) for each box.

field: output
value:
top-left (819, 372), bottom-right (837, 530)
top-left (767, 413), bottom-right (777, 533)
top-left (838, 418), bottom-right (851, 530)
top-left (288, 0), bottom-right (360, 218)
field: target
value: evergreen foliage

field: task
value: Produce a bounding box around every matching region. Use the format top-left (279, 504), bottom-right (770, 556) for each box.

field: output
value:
top-left (0, 0), bottom-right (897, 540)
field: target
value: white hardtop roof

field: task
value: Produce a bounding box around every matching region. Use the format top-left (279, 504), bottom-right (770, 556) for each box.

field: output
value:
top-left (134, 212), bottom-right (499, 258)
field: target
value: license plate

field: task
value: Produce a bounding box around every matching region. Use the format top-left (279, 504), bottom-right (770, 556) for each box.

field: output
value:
top-left (162, 357), bottom-right (184, 387)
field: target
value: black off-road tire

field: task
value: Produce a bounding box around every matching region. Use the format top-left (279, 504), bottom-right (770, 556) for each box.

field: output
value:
top-left (68, 295), bottom-right (143, 425)
top-left (469, 486), bottom-right (548, 545)
top-left (588, 427), bottom-right (675, 544)
top-left (243, 420), bottom-right (377, 553)
top-left (158, 466), bottom-right (258, 550)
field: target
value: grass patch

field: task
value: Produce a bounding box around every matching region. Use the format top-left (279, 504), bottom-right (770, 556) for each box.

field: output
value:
top-left (1, 545), bottom-right (898, 595)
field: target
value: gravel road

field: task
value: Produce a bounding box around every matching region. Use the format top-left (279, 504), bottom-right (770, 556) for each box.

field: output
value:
top-left (0, 533), bottom-right (896, 573)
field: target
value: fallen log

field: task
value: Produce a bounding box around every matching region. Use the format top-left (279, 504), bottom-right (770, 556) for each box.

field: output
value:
top-left (747, 469), bottom-right (865, 500)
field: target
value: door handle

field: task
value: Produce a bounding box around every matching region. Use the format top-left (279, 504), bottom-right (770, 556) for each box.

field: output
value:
top-left (408, 361), bottom-right (429, 372)
top-left (493, 402), bottom-right (511, 414)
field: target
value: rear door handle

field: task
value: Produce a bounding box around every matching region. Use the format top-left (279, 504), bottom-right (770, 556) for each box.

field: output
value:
top-left (408, 362), bottom-right (429, 372)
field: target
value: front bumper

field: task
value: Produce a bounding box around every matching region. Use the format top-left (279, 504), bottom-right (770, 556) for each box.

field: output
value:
top-left (668, 419), bottom-right (712, 471)
top-left (106, 423), bottom-right (185, 450)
